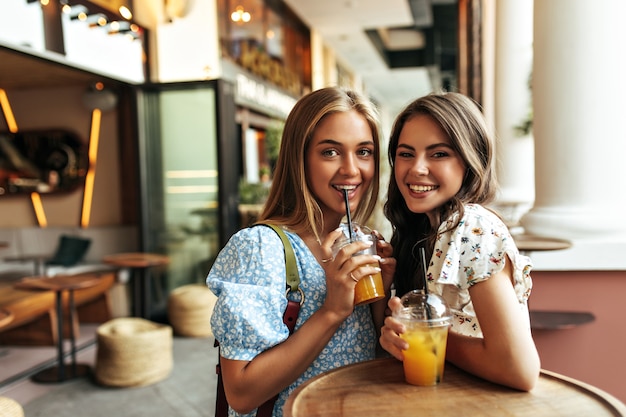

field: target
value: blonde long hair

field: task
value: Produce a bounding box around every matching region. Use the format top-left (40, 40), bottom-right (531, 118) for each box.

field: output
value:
top-left (260, 87), bottom-right (381, 243)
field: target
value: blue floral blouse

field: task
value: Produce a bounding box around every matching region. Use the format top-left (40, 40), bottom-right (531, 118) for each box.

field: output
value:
top-left (428, 204), bottom-right (533, 337)
top-left (207, 225), bottom-right (376, 417)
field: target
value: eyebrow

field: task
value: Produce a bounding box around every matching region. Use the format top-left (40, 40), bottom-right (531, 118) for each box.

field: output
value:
top-left (397, 142), bottom-right (454, 151)
top-left (317, 138), bottom-right (375, 147)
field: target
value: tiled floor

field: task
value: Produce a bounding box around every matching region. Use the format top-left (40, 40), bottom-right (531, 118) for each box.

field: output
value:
top-left (1, 325), bottom-right (217, 417)
top-left (0, 324), bottom-right (99, 405)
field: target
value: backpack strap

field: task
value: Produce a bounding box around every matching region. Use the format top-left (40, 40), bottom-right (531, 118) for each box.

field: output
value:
top-left (258, 223), bottom-right (300, 292)
top-left (256, 222), bottom-right (302, 334)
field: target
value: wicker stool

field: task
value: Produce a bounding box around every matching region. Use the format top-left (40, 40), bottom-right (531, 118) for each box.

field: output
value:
top-left (95, 318), bottom-right (173, 387)
top-left (0, 397), bottom-right (24, 417)
top-left (167, 284), bottom-right (216, 337)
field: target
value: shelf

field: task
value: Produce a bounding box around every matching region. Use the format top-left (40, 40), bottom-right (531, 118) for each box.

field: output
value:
top-left (530, 310), bottom-right (595, 330)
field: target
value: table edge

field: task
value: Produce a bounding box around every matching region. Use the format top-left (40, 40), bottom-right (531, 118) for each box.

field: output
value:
top-left (283, 358), bottom-right (626, 417)
top-left (539, 369), bottom-right (626, 414)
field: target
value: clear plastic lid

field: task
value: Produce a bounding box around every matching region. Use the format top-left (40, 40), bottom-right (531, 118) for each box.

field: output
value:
top-left (395, 289), bottom-right (452, 325)
top-left (337, 222), bottom-right (372, 240)
top-left (332, 223), bottom-right (376, 256)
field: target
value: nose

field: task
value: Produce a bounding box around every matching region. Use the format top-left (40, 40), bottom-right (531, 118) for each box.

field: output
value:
top-left (339, 154), bottom-right (359, 176)
top-left (412, 156), bottom-right (429, 175)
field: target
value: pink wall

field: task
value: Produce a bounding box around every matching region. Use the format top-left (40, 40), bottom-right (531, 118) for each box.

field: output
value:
top-left (530, 270), bottom-right (626, 402)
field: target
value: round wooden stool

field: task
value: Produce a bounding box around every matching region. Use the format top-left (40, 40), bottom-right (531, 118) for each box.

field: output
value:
top-left (0, 309), bottom-right (14, 329)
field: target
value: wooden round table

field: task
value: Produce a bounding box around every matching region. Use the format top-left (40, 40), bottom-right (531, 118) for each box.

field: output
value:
top-left (284, 358), bottom-right (626, 417)
top-left (14, 274), bottom-right (103, 383)
top-left (102, 252), bottom-right (170, 319)
top-left (512, 233), bottom-right (572, 254)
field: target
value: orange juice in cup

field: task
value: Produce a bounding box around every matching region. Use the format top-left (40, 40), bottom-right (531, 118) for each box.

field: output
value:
top-left (394, 290), bottom-right (452, 386)
top-left (332, 224), bottom-right (385, 305)
top-left (397, 318), bottom-right (450, 385)
top-left (354, 259), bottom-right (385, 305)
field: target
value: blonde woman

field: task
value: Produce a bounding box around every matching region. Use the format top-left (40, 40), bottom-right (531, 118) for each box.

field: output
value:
top-left (208, 87), bottom-right (395, 416)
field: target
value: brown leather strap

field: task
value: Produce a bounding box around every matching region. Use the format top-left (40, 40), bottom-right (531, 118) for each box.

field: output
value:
top-left (283, 299), bottom-right (300, 334)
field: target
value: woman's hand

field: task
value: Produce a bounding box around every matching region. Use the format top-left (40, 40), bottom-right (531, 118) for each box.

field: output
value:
top-left (318, 228), bottom-right (381, 319)
top-left (372, 230), bottom-right (396, 293)
top-left (379, 296), bottom-right (409, 360)
top-left (368, 230), bottom-right (396, 338)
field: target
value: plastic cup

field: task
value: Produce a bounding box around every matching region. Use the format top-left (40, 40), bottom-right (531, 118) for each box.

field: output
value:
top-left (332, 223), bottom-right (385, 306)
top-left (393, 290), bottom-right (452, 386)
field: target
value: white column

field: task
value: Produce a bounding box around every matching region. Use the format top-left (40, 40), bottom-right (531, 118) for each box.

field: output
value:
top-left (493, 0), bottom-right (535, 225)
top-left (521, 0), bottom-right (626, 241)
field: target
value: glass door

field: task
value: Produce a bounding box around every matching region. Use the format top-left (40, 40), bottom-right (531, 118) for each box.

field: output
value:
top-left (136, 80), bottom-right (239, 319)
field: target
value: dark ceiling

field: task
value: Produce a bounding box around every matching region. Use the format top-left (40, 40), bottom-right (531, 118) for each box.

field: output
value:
top-left (0, 46), bottom-right (119, 91)
top-left (366, 1), bottom-right (457, 80)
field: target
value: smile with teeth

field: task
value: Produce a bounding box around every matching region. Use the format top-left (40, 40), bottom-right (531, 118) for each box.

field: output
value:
top-left (334, 185), bottom-right (357, 191)
top-left (409, 184), bottom-right (438, 192)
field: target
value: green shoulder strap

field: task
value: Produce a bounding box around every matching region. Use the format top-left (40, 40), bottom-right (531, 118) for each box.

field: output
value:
top-left (256, 222), bottom-right (300, 292)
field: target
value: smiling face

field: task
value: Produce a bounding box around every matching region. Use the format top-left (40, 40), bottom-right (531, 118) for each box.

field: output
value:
top-left (394, 114), bottom-right (467, 226)
top-left (305, 109), bottom-right (376, 226)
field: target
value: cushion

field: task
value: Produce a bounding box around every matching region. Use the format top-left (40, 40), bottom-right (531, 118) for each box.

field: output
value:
top-left (46, 235), bottom-right (92, 267)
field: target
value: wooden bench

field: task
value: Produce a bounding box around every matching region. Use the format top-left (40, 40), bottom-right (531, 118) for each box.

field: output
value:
top-left (0, 271), bottom-right (115, 346)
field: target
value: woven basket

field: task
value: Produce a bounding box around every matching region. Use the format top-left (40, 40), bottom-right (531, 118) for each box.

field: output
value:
top-left (0, 397), bottom-right (24, 417)
top-left (95, 318), bottom-right (173, 387)
top-left (167, 284), bottom-right (216, 337)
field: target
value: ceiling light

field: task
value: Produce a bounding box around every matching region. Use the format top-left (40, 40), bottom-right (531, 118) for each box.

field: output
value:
top-left (82, 83), bottom-right (117, 111)
top-left (65, 4), bottom-right (88, 19)
top-left (118, 5), bottom-right (132, 20)
top-left (231, 6), bottom-right (251, 23)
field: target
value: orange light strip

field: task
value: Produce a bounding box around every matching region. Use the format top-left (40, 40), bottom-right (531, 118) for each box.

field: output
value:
top-left (0, 89), bottom-right (18, 133)
top-left (31, 192), bottom-right (48, 227)
top-left (0, 89), bottom-right (43, 224)
top-left (81, 109), bottom-right (101, 228)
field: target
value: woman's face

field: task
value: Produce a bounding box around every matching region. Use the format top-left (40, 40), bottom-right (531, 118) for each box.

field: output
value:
top-left (394, 114), bottom-right (466, 226)
top-left (305, 110), bottom-right (376, 226)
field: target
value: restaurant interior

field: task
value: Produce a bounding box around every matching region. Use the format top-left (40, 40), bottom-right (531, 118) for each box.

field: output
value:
top-left (1, 0), bottom-right (626, 415)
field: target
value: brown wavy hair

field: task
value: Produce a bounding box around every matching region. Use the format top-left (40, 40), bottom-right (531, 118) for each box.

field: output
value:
top-left (384, 92), bottom-right (497, 296)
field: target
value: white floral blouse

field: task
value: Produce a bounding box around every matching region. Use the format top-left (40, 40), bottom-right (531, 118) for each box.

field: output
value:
top-left (428, 204), bottom-right (533, 337)
top-left (207, 225), bottom-right (376, 417)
